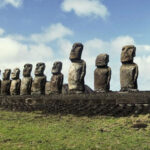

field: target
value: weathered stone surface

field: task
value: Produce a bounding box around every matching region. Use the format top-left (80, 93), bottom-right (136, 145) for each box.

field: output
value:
top-left (31, 63), bottom-right (46, 95)
top-left (45, 81), bottom-right (51, 95)
top-left (1, 69), bottom-right (11, 95)
top-left (94, 54), bottom-right (111, 92)
top-left (120, 45), bottom-right (138, 91)
top-left (121, 45), bottom-right (136, 63)
top-left (68, 60), bottom-right (86, 93)
top-left (45, 61), bottom-right (64, 94)
top-left (20, 77), bottom-right (32, 95)
top-left (120, 63), bottom-right (138, 91)
top-left (69, 43), bottom-right (83, 61)
top-left (20, 64), bottom-right (33, 95)
top-left (68, 43), bottom-right (86, 94)
top-left (62, 84), bottom-right (94, 94)
top-left (50, 74), bottom-right (63, 94)
top-left (1, 92), bottom-right (150, 116)
top-left (96, 54), bottom-right (109, 67)
top-left (0, 70), bottom-right (1, 95)
top-left (52, 61), bottom-right (62, 74)
top-left (10, 68), bottom-right (21, 95)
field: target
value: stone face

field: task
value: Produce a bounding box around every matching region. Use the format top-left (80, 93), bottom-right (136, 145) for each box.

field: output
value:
top-left (23, 64), bottom-right (32, 77)
top-left (96, 54), bottom-right (109, 67)
top-left (94, 54), bottom-right (111, 92)
top-left (20, 64), bottom-right (33, 95)
top-left (68, 60), bottom-right (86, 93)
top-left (31, 63), bottom-right (46, 95)
top-left (69, 43), bottom-right (83, 61)
top-left (120, 45), bottom-right (138, 91)
top-left (1, 69), bottom-right (11, 95)
top-left (10, 68), bottom-right (21, 95)
top-left (52, 61), bottom-right (62, 74)
top-left (45, 61), bottom-right (64, 94)
top-left (121, 45), bottom-right (136, 63)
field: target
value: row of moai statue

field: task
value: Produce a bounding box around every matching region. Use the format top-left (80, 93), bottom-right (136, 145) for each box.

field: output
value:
top-left (0, 43), bottom-right (138, 96)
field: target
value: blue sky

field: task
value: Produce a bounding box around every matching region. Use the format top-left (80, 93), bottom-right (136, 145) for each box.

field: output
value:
top-left (0, 0), bottom-right (150, 90)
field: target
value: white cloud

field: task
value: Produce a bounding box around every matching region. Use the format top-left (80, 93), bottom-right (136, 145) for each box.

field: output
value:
top-left (0, 28), bottom-right (5, 35)
top-left (0, 0), bottom-right (23, 8)
top-left (61, 0), bottom-right (109, 19)
top-left (30, 23), bottom-right (73, 43)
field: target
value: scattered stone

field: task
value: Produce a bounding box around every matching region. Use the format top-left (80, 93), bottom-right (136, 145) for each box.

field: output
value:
top-left (132, 123), bottom-right (147, 129)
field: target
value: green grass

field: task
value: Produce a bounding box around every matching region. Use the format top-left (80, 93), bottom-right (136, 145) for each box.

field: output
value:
top-left (0, 109), bottom-right (150, 150)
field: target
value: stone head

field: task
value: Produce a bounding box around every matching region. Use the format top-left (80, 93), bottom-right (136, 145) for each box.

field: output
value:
top-left (11, 68), bottom-right (20, 80)
top-left (3, 69), bottom-right (11, 80)
top-left (121, 45), bottom-right (136, 63)
top-left (23, 64), bottom-right (33, 77)
top-left (34, 63), bottom-right (45, 76)
top-left (96, 54), bottom-right (109, 67)
top-left (69, 43), bottom-right (83, 62)
top-left (52, 61), bottom-right (62, 75)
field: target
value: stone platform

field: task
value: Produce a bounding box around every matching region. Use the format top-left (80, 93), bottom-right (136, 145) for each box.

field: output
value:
top-left (0, 92), bottom-right (150, 116)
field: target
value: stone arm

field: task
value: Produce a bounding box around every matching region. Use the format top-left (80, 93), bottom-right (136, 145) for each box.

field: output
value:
top-left (134, 64), bottom-right (138, 83)
top-left (17, 79), bottom-right (21, 94)
top-left (29, 77), bottom-right (33, 90)
top-left (80, 61), bottom-right (86, 82)
top-left (60, 74), bottom-right (64, 91)
top-left (107, 67), bottom-right (111, 86)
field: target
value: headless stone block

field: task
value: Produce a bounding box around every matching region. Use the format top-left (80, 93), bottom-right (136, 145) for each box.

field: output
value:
top-left (68, 43), bottom-right (86, 93)
top-left (10, 68), bottom-right (21, 95)
top-left (120, 45), bottom-right (138, 91)
top-left (1, 69), bottom-right (11, 95)
top-left (94, 54), bottom-right (111, 92)
top-left (20, 64), bottom-right (33, 95)
top-left (31, 63), bottom-right (46, 95)
top-left (45, 61), bottom-right (64, 94)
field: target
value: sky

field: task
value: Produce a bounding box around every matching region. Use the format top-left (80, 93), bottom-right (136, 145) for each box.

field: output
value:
top-left (0, 0), bottom-right (150, 91)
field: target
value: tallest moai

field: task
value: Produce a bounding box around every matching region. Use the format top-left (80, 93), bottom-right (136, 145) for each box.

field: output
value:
top-left (120, 45), bottom-right (138, 92)
top-left (68, 43), bottom-right (86, 94)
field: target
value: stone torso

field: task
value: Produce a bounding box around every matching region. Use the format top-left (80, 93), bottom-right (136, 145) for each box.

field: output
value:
top-left (68, 60), bottom-right (86, 92)
top-left (20, 77), bottom-right (32, 95)
top-left (1, 80), bottom-right (11, 95)
top-left (10, 79), bottom-right (21, 95)
top-left (120, 63), bottom-right (138, 91)
top-left (31, 76), bottom-right (46, 95)
top-left (50, 74), bottom-right (63, 94)
top-left (94, 67), bottom-right (111, 92)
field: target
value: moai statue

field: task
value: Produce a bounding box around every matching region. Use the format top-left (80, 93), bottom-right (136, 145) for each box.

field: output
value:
top-left (120, 45), bottom-right (138, 92)
top-left (0, 70), bottom-right (1, 95)
top-left (10, 68), bottom-right (21, 95)
top-left (31, 63), bottom-right (46, 95)
top-left (94, 54), bottom-right (111, 92)
top-left (68, 43), bottom-right (86, 94)
top-left (1, 69), bottom-right (11, 95)
top-left (45, 61), bottom-right (64, 94)
top-left (20, 64), bottom-right (33, 95)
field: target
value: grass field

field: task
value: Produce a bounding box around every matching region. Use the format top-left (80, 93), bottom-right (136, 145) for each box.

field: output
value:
top-left (0, 109), bottom-right (150, 150)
